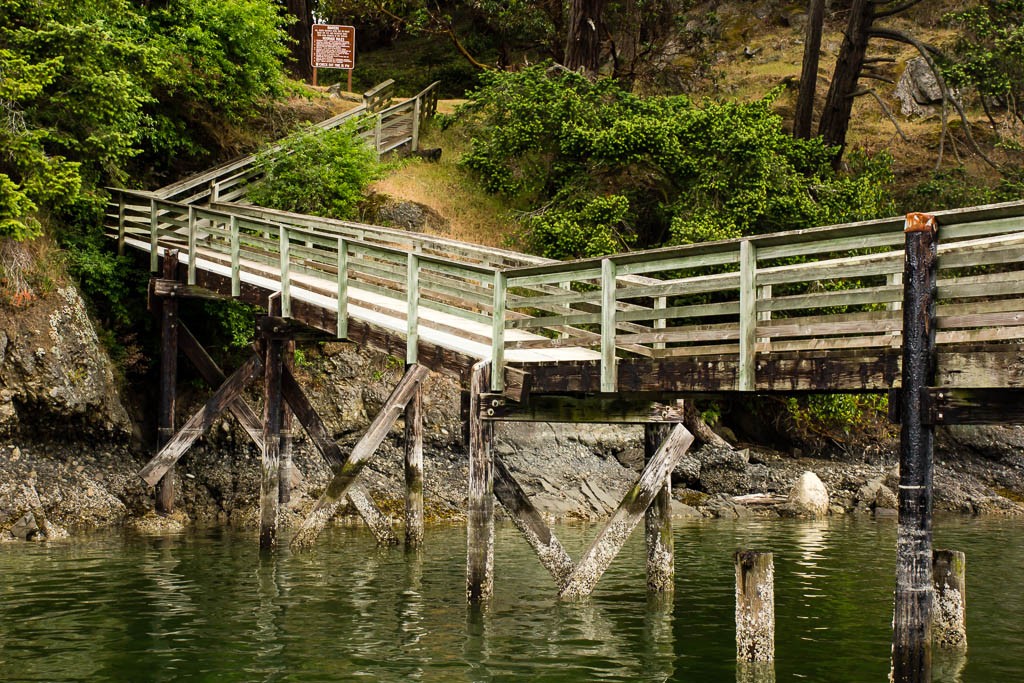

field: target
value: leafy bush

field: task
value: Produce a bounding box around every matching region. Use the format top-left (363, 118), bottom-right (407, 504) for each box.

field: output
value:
top-left (450, 65), bottom-right (894, 259)
top-left (247, 121), bottom-right (385, 220)
top-left (943, 1), bottom-right (1024, 128)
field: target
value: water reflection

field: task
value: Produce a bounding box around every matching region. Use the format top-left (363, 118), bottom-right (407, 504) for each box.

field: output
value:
top-left (0, 517), bottom-right (1020, 682)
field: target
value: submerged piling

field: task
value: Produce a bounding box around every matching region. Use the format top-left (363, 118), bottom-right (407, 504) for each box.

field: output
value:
top-left (735, 550), bottom-right (774, 664)
top-left (932, 549), bottom-right (967, 651)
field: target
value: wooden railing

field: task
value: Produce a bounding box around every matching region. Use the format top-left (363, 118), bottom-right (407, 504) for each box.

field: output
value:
top-left (139, 79), bottom-right (439, 208)
top-left (495, 202), bottom-right (1024, 392)
top-left (110, 185), bottom-right (1024, 395)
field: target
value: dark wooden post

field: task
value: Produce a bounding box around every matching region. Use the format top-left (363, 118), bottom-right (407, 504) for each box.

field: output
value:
top-left (467, 361), bottom-right (494, 603)
top-left (279, 339), bottom-right (295, 507)
top-left (405, 376), bottom-right (424, 548)
top-left (644, 423), bottom-right (674, 592)
top-left (156, 250), bottom-right (179, 514)
top-left (260, 298), bottom-right (285, 550)
top-left (932, 549), bottom-right (967, 651)
top-left (735, 550), bottom-right (775, 663)
top-left (893, 212), bottom-right (938, 682)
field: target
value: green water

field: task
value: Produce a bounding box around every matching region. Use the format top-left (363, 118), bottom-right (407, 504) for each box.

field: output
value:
top-left (0, 516), bottom-right (1019, 682)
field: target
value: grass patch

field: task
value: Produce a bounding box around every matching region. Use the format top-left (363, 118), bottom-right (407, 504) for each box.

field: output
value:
top-left (369, 118), bottom-right (520, 248)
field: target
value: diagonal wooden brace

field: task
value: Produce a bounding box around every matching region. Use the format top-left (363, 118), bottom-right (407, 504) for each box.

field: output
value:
top-left (558, 423), bottom-right (694, 600)
top-left (291, 364), bottom-right (430, 549)
top-left (493, 455), bottom-right (575, 590)
top-left (138, 353), bottom-right (264, 487)
top-left (282, 367), bottom-right (397, 545)
top-left (179, 323), bottom-right (264, 449)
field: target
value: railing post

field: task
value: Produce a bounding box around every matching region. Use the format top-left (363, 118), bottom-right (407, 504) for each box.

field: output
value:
top-left (230, 215), bottom-right (240, 297)
top-left (407, 253), bottom-right (419, 365)
top-left (187, 205), bottom-right (197, 285)
top-left (653, 295), bottom-right (667, 351)
top-left (411, 97), bottom-right (422, 152)
top-left (738, 240), bottom-right (757, 391)
top-left (337, 237), bottom-right (348, 339)
top-left (209, 180), bottom-right (220, 203)
top-left (756, 284), bottom-right (772, 345)
top-left (491, 271), bottom-right (506, 393)
top-left (149, 198), bottom-right (159, 272)
top-left (279, 227), bottom-right (291, 319)
top-left (892, 212), bottom-right (939, 683)
top-left (375, 114), bottom-right (383, 159)
top-left (117, 193), bottom-right (125, 257)
top-left (601, 258), bottom-right (617, 393)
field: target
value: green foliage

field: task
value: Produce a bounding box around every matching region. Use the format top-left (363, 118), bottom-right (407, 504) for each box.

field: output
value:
top-left (203, 299), bottom-right (259, 352)
top-left (785, 394), bottom-right (889, 439)
top-left (247, 121), bottom-right (385, 220)
top-left (0, 0), bottom-right (290, 243)
top-left (451, 65), bottom-right (894, 259)
top-left (898, 166), bottom-right (1024, 213)
top-left (943, 1), bottom-right (1024, 120)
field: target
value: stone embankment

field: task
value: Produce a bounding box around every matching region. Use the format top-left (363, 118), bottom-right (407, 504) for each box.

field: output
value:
top-left (2, 283), bottom-right (1023, 542)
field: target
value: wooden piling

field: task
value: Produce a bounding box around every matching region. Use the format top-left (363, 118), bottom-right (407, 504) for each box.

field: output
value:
top-left (892, 212), bottom-right (938, 683)
top-left (291, 364), bottom-right (428, 549)
top-left (467, 361), bottom-right (494, 603)
top-left (644, 423), bottom-right (674, 593)
top-left (404, 377), bottom-right (424, 548)
top-left (932, 549), bottom-right (967, 651)
top-left (735, 550), bottom-right (774, 663)
top-left (260, 299), bottom-right (285, 550)
top-left (279, 339), bottom-right (295, 507)
top-left (156, 250), bottom-right (179, 514)
top-left (493, 454), bottom-right (575, 590)
top-left (559, 424), bottom-right (693, 601)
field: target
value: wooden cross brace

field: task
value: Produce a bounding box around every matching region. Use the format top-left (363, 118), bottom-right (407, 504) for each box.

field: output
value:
top-left (491, 422), bottom-right (694, 600)
top-left (137, 321), bottom-right (398, 544)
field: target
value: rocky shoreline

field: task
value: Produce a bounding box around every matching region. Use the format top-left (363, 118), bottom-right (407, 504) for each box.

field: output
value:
top-left (2, 286), bottom-right (1023, 542)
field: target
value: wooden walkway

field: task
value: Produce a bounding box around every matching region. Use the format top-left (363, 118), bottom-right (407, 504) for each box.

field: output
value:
top-left (107, 85), bottom-right (1024, 681)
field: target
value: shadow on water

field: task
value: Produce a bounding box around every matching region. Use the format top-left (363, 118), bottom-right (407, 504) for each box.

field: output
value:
top-left (0, 516), bottom-right (1021, 682)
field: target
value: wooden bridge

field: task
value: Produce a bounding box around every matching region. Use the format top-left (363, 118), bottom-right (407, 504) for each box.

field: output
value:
top-left (107, 81), bottom-right (1024, 682)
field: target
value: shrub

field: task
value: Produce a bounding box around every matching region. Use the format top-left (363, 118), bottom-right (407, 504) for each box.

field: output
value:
top-left (247, 121), bottom-right (385, 220)
top-left (450, 65), bottom-right (894, 259)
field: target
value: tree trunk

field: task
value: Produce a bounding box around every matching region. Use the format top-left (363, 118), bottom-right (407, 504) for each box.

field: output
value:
top-left (282, 0), bottom-right (313, 81)
top-left (817, 0), bottom-right (875, 164)
top-left (794, 0), bottom-right (825, 139)
top-left (564, 0), bottom-right (605, 74)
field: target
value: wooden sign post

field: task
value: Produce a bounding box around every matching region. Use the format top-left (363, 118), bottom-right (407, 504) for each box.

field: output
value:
top-left (311, 24), bottom-right (355, 91)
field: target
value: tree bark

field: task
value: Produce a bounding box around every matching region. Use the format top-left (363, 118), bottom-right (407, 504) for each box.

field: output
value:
top-left (794, 0), bottom-right (825, 139)
top-left (282, 0), bottom-right (313, 81)
top-left (564, 0), bottom-right (606, 74)
top-left (817, 0), bottom-right (876, 163)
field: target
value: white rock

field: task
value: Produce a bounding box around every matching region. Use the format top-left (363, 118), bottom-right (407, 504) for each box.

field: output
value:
top-left (787, 471), bottom-right (830, 517)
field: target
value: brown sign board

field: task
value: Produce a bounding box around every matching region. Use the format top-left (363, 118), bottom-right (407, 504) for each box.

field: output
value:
top-left (311, 25), bottom-right (355, 70)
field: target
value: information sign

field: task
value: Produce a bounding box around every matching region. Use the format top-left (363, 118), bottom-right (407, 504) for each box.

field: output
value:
top-left (311, 25), bottom-right (355, 70)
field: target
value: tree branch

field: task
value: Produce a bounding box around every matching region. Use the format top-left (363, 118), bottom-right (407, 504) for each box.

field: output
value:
top-left (870, 26), bottom-right (999, 169)
top-left (872, 0), bottom-right (925, 20)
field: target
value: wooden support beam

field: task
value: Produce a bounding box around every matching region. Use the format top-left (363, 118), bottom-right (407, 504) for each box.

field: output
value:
top-left (151, 279), bottom-right (222, 300)
top-left (493, 455), bottom-right (574, 590)
top-left (738, 240), bottom-right (757, 391)
top-left (279, 339), bottom-right (295, 507)
top-left (467, 361), bottom-right (494, 603)
top-left (156, 251), bottom-right (179, 514)
top-left (260, 297), bottom-right (285, 550)
top-left (280, 367), bottom-right (398, 545)
top-left (932, 549), bottom-right (967, 651)
top-left (502, 367), bottom-right (532, 404)
top-left (178, 322), bottom-right (263, 448)
top-left (559, 424), bottom-right (694, 600)
top-left (404, 378), bottom-right (424, 549)
top-left (482, 394), bottom-right (685, 424)
top-left (893, 212), bottom-right (938, 683)
top-left (735, 550), bottom-right (775, 662)
top-left (291, 364), bottom-right (430, 550)
top-left (644, 423), bottom-right (673, 593)
top-left (138, 353), bottom-right (264, 487)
